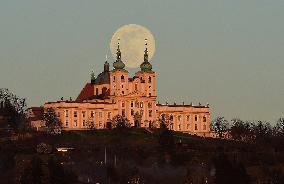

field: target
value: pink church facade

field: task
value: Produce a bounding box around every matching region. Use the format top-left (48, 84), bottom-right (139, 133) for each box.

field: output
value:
top-left (43, 42), bottom-right (211, 136)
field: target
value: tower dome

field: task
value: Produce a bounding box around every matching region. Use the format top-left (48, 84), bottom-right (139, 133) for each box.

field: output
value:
top-left (140, 39), bottom-right (153, 72)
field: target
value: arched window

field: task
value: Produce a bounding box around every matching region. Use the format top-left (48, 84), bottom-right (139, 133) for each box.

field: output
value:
top-left (203, 116), bottom-right (206, 122)
top-left (148, 76), bottom-right (151, 83)
top-left (121, 75), bottom-right (125, 82)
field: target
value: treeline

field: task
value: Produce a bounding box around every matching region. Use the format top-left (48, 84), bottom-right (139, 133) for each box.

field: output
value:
top-left (211, 116), bottom-right (284, 148)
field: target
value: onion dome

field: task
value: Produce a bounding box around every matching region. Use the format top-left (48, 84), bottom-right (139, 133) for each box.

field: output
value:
top-left (140, 39), bottom-right (153, 72)
top-left (113, 39), bottom-right (126, 71)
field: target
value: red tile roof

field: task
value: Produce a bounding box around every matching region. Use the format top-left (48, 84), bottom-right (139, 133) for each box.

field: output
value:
top-left (76, 83), bottom-right (94, 101)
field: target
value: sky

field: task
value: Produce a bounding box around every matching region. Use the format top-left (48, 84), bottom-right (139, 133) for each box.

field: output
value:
top-left (0, 0), bottom-right (284, 122)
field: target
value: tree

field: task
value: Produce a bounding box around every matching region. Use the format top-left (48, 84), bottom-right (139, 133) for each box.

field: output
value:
top-left (0, 88), bottom-right (27, 131)
top-left (230, 119), bottom-right (252, 142)
top-left (275, 117), bottom-right (284, 136)
top-left (159, 113), bottom-right (171, 129)
top-left (211, 116), bottom-right (229, 138)
top-left (86, 117), bottom-right (96, 132)
top-left (43, 108), bottom-right (62, 135)
top-left (112, 114), bottom-right (130, 129)
top-left (251, 120), bottom-right (272, 142)
top-left (157, 116), bottom-right (174, 152)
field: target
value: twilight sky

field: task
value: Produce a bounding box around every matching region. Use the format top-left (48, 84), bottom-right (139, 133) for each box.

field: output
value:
top-left (0, 0), bottom-right (283, 122)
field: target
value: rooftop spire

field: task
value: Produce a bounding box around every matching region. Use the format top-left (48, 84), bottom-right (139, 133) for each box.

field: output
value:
top-left (116, 38), bottom-right (121, 61)
top-left (140, 38), bottom-right (152, 72)
top-left (104, 54), bottom-right (109, 72)
top-left (144, 38), bottom-right (149, 62)
top-left (113, 37), bottom-right (126, 71)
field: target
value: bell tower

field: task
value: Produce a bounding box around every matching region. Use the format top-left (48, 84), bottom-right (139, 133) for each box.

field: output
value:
top-left (110, 38), bottom-right (129, 96)
top-left (135, 39), bottom-right (156, 97)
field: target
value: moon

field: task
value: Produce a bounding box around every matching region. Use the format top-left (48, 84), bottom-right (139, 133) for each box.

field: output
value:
top-left (110, 24), bottom-right (156, 68)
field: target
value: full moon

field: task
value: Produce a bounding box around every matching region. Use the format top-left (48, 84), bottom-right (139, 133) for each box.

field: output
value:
top-left (110, 24), bottom-right (156, 68)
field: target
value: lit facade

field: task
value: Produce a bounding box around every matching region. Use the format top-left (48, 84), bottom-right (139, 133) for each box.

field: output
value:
top-left (43, 41), bottom-right (211, 136)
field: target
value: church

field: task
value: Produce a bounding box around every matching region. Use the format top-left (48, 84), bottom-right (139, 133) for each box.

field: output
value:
top-left (43, 40), bottom-right (211, 136)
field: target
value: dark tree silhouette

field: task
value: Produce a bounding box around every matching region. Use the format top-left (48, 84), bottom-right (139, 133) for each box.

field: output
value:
top-left (230, 118), bottom-right (252, 142)
top-left (0, 88), bottom-right (27, 131)
top-left (211, 116), bottom-right (229, 138)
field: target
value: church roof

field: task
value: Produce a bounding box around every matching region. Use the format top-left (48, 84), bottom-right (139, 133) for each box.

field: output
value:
top-left (94, 71), bottom-right (110, 85)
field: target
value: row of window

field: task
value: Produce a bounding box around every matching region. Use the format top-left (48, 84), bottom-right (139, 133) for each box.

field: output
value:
top-left (65, 119), bottom-right (103, 128)
top-left (113, 75), bottom-right (152, 83)
top-left (64, 110), bottom-right (111, 119)
top-left (165, 114), bottom-right (207, 122)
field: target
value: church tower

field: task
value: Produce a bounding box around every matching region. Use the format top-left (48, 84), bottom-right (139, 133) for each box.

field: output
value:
top-left (135, 39), bottom-right (156, 97)
top-left (109, 39), bottom-right (129, 97)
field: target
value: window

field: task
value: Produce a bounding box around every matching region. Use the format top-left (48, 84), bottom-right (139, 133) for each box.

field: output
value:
top-left (82, 111), bottom-right (86, 118)
top-left (74, 111), bottom-right (77, 118)
top-left (203, 116), bottom-right (206, 122)
top-left (96, 88), bottom-right (99, 95)
top-left (131, 109), bottom-right (134, 116)
top-left (65, 120), bottom-right (69, 127)
top-left (121, 75), bottom-right (125, 82)
top-left (187, 124), bottom-right (190, 129)
top-left (170, 115), bottom-right (173, 121)
top-left (140, 110), bottom-right (143, 116)
top-left (74, 120), bottom-right (78, 127)
top-left (135, 84), bottom-right (138, 90)
top-left (148, 102), bottom-right (152, 108)
top-left (108, 112), bottom-right (111, 119)
top-left (122, 102), bottom-right (125, 107)
top-left (178, 124), bottom-right (181, 130)
top-left (122, 85), bottom-right (123, 88)
top-left (195, 124), bottom-right (198, 130)
top-left (99, 121), bottom-right (102, 128)
top-left (65, 110), bottom-right (69, 117)
top-left (187, 115), bottom-right (190, 121)
top-left (149, 110), bottom-right (152, 117)
top-left (131, 101), bottom-right (134, 107)
top-left (136, 101), bottom-right (139, 108)
top-left (195, 115), bottom-right (198, 121)
top-left (148, 76), bottom-right (151, 83)
top-left (122, 109), bottom-right (125, 117)
top-left (83, 120), bottom-right (86, 127)
top-left (178, 115), bottom-right (182, 121)
top-left (140, 102), bottom-right (143, 108)
top-left (122, 91), bottom-right (124, 95)
top-left (99, 112), bottom-right (102, 118)
top-left (90, 111), bottom-right (94, 118)
top-left (149, 93), bottom-right (151, 96)
top-left (203, 124), bottom-right (206, 130)
top-left (113, 76), bottom-right (115, 82)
